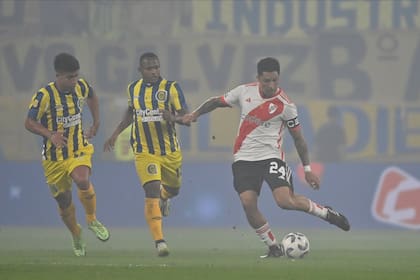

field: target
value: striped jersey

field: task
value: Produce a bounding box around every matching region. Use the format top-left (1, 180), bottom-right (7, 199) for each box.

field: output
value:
top-left (221, 82), bottom-right (300, 162)
top-left (27, 79), bottom-right (93, 161)
top-left (127, 77), bottom-right (187, 155)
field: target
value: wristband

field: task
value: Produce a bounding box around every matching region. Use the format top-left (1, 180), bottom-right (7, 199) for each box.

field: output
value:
top-left (303, 165), bottom-right (312, 172)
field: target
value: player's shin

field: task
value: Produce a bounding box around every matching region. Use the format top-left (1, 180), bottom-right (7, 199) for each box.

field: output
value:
top-left (77, 184), bottom-right (97, 223)
top-left (255, 222), bottom-right (278, 246)
top-left (145, 198), bottom-right (164, 241)
top-left (59, 203), bottom-right (80, 237)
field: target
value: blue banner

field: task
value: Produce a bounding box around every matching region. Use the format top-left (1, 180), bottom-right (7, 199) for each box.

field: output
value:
top-left (2, 162), bottom-right (419, 230)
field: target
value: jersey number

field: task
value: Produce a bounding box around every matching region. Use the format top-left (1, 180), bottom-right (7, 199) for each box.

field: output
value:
top-left (269, 161), bottom-right (286, 180)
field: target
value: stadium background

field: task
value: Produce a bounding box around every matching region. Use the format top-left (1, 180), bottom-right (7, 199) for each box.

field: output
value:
top-left (1, 0), bottom-right (420, 230)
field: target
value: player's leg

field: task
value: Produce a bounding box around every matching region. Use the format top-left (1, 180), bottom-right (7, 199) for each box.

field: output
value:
top-left (159, 150), bottom-right (183, 217)
top-left (276, 190), bottom-right (347, 226)
top-left (70, 151), bottom-right (110, 241)
top-left (273, 188), bottom-right (350, 231)
top-left (135, 153), bottom-right (168, 257)
top-left (159, 185), bottom-right (174, 217)
top-left (239, 190), bottom-right (283, 258)
top-left (143, 180), bottom-right (169, 256)
top-left (55, 190), bottom-right (86, 256)
top-left (232, 160), bottom-right (283, 258)
top-left (43, 160), bottom-right (85, 256)
top-left (266, 159), bottom-right (350, 231)
top-left (55, 190), bottom-right (78, 234)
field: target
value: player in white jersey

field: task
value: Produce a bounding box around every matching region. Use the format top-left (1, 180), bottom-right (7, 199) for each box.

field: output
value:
top-left (183, 57), bottom-right (350, 258)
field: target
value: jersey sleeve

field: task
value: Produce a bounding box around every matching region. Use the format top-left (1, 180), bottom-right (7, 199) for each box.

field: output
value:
top-left (169, 81), bottom-right (188, 111)
top-left (221, 84), bottom-right (244, 107)
top-left (283, 102), bottom-right (300, 129)
top-left (27, 89), bottom-right (49, 121)
top-left (77, 79), bottom-right (94, 98)
top-left (127, 82), bottom-right (134, 108)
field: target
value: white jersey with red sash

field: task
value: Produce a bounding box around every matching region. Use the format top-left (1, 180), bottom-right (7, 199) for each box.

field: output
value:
top-left (221, 82), bottom-right (300, 162)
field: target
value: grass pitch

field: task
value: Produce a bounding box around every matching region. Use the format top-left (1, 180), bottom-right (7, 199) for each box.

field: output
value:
top-left (0, 227), bottom-right (419, 280)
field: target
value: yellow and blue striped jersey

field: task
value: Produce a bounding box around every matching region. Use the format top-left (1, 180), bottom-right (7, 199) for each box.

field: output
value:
top-left (128, 77), bottom-right (187, 155)
top-left (27, 79), bottom-right (93, 161)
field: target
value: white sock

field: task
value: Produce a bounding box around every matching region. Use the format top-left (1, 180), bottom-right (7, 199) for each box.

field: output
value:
top-left (308, 199), bottom-right (328, 219)
top-left (255, 223), bottom-right (277, 246)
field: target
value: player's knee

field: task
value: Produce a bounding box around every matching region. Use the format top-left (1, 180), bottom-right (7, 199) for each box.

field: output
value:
top-left (74, 179), bottom-right (90, 190)
top-left (55, 192), bottom-right (72, 209)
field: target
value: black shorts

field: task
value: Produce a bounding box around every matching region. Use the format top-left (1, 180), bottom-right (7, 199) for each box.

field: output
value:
top-left (231, 158), bottom-right (293, 195)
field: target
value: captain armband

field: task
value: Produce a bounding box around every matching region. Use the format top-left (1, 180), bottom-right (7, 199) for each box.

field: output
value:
top-left (286, 117), bottom-right (300, 129)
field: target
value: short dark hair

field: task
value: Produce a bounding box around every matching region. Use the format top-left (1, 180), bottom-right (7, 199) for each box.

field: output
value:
top-left (257, 57), bottom-right (280, 75)
top-left (139, 52), bottom-right (159, 65)
top-left (54, 53), bottom-right (79, 73)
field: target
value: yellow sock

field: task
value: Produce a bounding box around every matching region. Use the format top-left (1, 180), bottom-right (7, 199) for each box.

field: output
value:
top-left (77, 184), bottom-right (96, 223)
top-left (160, 187), bottom-right (171, 200)
top-left (59, 203), bottom-right (80, 236)
top-left (144, 198), bottom-right (163, 241)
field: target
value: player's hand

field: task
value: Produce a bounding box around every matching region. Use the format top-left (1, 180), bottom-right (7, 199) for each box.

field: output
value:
top-left (160, 109), bottom-right (191, 126)
top-left (182, 113), bottom-right (198, 124)
top-left (103, 135), bottom-right (118, 152)
top-left (50, 131), bottom-right (67, 149)
top-left (304, 171), bottom-right (320, 190)
top-left (160, 109), bottom-right (174, 122)
top-left (84, 122), bottom-right (99, 139)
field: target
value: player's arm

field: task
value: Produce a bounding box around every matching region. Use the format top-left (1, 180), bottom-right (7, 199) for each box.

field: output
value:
top-left (24, 116), bottom-right (54, 140)
top-left (161, 107), bottom-right (190, 126)
top-left (85, 90), bottom-right (100, 139)
top-left (25, 115), bottom-right (68, 148)
top-left (185, 96), bottom-right (230, 123)
top-left (103, 106), bottom-right (133, 152)
top-left (289, 126), bottom-right (310, 166)
top-left (25, 91), bottom-right (67, 147)
top-left (288, 124), bottom-right (320, 190)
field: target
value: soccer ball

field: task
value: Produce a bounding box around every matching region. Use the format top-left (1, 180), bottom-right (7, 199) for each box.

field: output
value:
top-left (281, 232), bottom-right (310, 259)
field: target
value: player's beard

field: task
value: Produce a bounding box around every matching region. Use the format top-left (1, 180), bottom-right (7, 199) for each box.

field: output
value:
top-left (262, 88), bottom-right (275, 98)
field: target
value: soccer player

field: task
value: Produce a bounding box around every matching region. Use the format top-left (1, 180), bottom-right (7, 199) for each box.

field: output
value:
top-left (103, 52), bottom-right (189, 257)
top-left (182, 57), bottom-right (350, 258)
top-left (24, 53), bottom-right (110, 257)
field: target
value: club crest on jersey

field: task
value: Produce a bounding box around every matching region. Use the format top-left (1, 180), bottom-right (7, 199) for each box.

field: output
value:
top-left (268, 103), bottom-right (278, 114)
top-left (147, 163), bottom-right (158, 175)
top-left (156, 90), bottom-right (167, 102)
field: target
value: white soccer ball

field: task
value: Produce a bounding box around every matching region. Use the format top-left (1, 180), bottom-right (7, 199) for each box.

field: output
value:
top-left (281, 232), bottom-right (310, 259)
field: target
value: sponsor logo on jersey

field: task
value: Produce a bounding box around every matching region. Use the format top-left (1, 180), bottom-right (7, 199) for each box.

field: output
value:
top-left (372, 166), bottom-right (420, 229)
top-left (240, 114), bottom-right (270, 128)
top-left (56, 113), bottom-right (81, 128)
top-left (135, 108), bottom-right (163, 122)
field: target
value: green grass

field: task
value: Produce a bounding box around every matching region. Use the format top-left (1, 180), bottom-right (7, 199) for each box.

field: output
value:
top-left (0, 227), bottom-right (419, 280)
